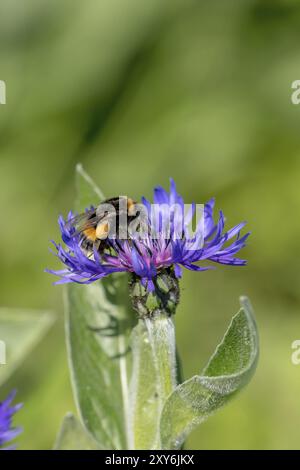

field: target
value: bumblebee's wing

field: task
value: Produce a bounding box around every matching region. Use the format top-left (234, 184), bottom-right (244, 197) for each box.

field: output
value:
top-left (66, 209), bottom-right (98, 237)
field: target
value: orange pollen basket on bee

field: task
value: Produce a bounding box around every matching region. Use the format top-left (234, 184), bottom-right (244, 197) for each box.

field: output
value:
top-left (83, 227), bottom-right (98, 242)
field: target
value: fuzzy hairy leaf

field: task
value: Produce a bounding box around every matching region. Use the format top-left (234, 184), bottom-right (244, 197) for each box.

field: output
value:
top-left (160, 296), bottom-right (259, 449)
top-left (75, 163), bottom-right (104, 211)
top-left (54, 413), bottom-right (100, 450)
top-left (65, 165), bottom-right (135, 449)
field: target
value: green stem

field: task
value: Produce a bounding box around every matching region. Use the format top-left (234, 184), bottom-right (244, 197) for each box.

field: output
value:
top-left (128, 313), bottom-right (177, 450)
top-left (144, 314), bottom-right (177, 401)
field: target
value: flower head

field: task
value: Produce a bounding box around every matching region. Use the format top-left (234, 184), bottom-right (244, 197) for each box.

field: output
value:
top-left (47, 179), bottom-right (250, 292)
top-left (0, 391), bottom-right (22, 450)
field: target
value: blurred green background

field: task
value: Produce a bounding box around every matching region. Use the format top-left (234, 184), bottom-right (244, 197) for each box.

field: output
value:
top-left (0, 0), bottom-right (300, 450)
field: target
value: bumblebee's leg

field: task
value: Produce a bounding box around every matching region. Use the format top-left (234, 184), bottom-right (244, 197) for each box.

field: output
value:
top-left (80, 238), bottom-right (95, 258)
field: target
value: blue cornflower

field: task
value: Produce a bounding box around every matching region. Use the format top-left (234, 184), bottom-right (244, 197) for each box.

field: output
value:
top-left (0, 391), bottom-right (22, 450)
top-left (47, 180), bottom-right (250, 291)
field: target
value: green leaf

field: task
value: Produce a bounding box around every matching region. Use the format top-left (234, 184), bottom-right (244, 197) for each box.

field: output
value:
top-left (160, 296), bottom-right (259, 449)
top-left (0, 309), bottom-right (55, 387)
top-left (54, 413), bottom-right (101, 450)
top-left (65, 165), bottom-right (135, 449)
top-left (75, 163), bottom-right (104, 211)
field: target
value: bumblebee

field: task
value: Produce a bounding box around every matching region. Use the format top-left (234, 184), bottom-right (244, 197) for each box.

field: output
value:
top-left (67, 197), bottom-right (137, 256)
